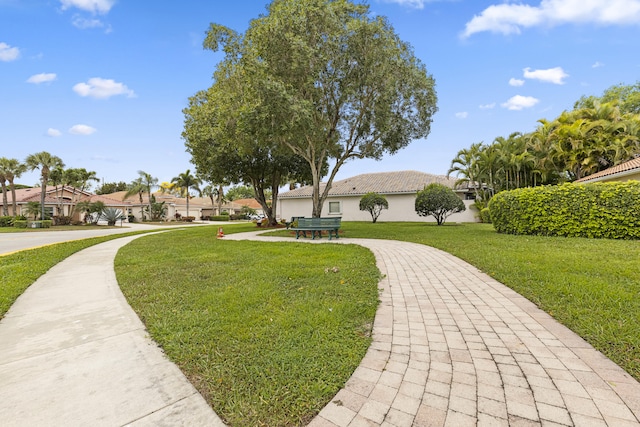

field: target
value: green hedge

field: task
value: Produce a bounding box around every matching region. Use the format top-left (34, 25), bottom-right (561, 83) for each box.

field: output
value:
top-left (489, 182), bottom-right (640, 239)
top-left (13, 220), bottom-right (27, 228)
top-left (0, 216), bottom-right (14, 227)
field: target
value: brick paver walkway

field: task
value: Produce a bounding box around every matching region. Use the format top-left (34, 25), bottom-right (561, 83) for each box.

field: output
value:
top-left (227, 232), bottom-right (640, 427)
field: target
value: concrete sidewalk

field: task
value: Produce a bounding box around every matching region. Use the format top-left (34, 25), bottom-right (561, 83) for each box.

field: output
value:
top-left (0, 234), bottom-right (224, 426)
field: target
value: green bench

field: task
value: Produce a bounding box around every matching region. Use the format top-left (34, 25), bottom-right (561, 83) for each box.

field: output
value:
top-left (290, 217), bottom-right (342, 240)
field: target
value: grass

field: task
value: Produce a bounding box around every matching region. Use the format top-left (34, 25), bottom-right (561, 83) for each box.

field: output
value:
top-left (3, 220), bottom-right (639, 425)
top-left (0, 230), bottom-right (153, 318)
top-left (114, 224), bottom-right (381, 427)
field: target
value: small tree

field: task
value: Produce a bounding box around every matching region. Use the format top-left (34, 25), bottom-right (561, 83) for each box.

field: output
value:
top-left (415, 183), bottom-right (465, 225)
top-left (25, 201), bottom-right (41, 220)
top-left (359, 192), bottom-right (388, 223)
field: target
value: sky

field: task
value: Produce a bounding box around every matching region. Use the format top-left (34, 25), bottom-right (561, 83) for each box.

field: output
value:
top-left (2, 0), bottom-right (640, 190)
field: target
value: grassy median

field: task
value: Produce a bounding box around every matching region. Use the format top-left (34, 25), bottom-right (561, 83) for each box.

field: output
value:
top-left (114, 224), bottom-right (381, 426)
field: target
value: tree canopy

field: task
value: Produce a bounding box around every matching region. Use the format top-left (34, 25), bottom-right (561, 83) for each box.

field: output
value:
top-left (188, 0), bottom-right (437, 218)
top-left (449, 82), bottom-right (640, 208)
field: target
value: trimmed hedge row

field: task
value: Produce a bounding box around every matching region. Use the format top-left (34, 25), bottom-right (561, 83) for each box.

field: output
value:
top-left (489, 182), bottom-right (640, 239)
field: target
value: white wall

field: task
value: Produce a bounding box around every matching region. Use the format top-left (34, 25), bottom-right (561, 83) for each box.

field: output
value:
top-left (278, 194), bottom-right (479, 223)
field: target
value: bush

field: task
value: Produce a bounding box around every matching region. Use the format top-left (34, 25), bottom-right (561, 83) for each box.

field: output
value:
top-left (210, 215), bottom-right (230, 221)
top-left (52, 215), bottom-right (72, 226)
top-left (41, 220), bottom-right (52, 228)
top-left (489, 182), bottom-right (640, 239)
top-left (0, 216), bottom-right (14, 227)
top-left (359, 192), bottom-right (388, 223)
top-left (415, 183), bottom-right (465, 225)
top-left (13, 220), bottom-right (27, 228)
top-left (479, 208), bottom-right (491, 223)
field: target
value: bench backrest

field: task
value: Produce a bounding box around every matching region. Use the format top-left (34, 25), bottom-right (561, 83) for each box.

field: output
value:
top-left (296, 217), bottom-right (341, 227)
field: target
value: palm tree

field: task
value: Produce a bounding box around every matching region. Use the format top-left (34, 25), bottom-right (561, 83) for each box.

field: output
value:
top-left (25, 151), bottom-right (64, 221)
top-left (171, 169), bottom-right (201, 218)
top-left (448, 142), bottom-right (483, 200)
top-left (0, 165), bottom-right (8, 216)
top-left (125, 170), bottom-right (157, 221)
top-left (0, 158), bottom-right (27, 216)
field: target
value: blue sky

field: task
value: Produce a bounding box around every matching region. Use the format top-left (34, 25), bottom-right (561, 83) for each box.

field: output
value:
top-left (2, 0), bottom-right (639, 189)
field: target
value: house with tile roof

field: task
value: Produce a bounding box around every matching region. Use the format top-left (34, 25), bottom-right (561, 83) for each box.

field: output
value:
top-left (107, 191), bottom-right (255, 221)
top-left (278, 170), bottom-right (479, 222)
top-left (575, 157), bottom-right (640, 183)
top-left (6, 186), bottom-right (133, 221)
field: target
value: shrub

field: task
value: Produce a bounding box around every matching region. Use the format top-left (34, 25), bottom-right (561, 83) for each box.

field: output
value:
top-left (52, 215), bottom-right (72, 226)
top-left (41, 220), bottom-right (52, 228)
top-left (415, 183), bottom-right (465, 225)
top-left (489, 182), bottom-right (640, 239)
top-left (210, 215), bottom-right (230, 221)
top-left (479, 208), bottom-right (491, 223)
top-left (359, 192), bottom-right (388, 223)
top-left (100, 208), bottom-right (126, 226)
top-left (13, 220), bottom-right (27, 228)
top-left (0, 216), bottom-right (14, 227)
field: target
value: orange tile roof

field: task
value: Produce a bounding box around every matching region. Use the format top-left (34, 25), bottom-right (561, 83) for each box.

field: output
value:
top-left (576, 157), bottom-right (640, 183)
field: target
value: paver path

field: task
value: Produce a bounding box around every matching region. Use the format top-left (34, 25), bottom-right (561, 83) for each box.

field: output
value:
top-left (227, 231), bottom-right (640, 426)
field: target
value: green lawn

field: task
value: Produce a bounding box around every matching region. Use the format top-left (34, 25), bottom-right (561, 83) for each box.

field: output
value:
top-left (114, 223), bottom-right (381, 427)
top-left (2, 221), bottom-right (639, 426)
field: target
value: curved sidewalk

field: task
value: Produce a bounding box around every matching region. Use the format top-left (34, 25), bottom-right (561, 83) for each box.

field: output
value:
top-left (0, 234), bottom-right (225, 426)
top-left (227, 231), bottom-right (640, 426)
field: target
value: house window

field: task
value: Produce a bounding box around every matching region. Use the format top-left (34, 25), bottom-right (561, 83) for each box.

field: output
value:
top-left (328, 201), bottom-right (341, 215)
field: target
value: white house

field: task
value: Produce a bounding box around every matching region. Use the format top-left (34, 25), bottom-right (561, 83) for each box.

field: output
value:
top-left (278, 170), bottom-right (479, 223)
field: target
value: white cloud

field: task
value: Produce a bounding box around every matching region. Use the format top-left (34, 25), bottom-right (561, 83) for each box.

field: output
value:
top-left (69, 124), bottom-right (97, 135)
top-left (72, 16), bottom-right (104, 29)
top-left (592, 61), bottom-right (605, 68)
top-left (27, 73), bottom-right (57, 84)
top-left (479, 103), bottom-right (496, 109)
top-left (509, 78), bottom-right (525, 87)
top-left (0, 42), bottom-right (20, 61)
top-left (455, 112), bottom-right (469, 119)
top-left (73, 77), bottom-right (135, 99)
top-left (523, 66), bottom-right (569, 84)
top-left (501, 95), bottom-right (540, 111)
top-left (379, 0), bottom-right (428, 9)
top-left (47, 128), bottom-right (62, 137)
top-left (60, 0), bottom-right (114, 14)
top-left (462, 0), bottom-right (640, 38)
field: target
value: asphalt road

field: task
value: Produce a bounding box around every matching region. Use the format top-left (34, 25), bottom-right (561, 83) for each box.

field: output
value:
top-left (0, 222), bottom-right (216, 255)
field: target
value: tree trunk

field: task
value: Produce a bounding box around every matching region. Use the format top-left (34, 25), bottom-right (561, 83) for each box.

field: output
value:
top-left (1, 182), bottom-right (8, 216)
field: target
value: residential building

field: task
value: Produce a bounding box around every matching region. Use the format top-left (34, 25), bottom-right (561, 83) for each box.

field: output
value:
top-left (278, 170), bottom-right (479, 222)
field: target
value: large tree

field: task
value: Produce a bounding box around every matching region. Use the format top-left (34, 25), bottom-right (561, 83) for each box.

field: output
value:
top-left (183, 58), bottom-right (313, 226)
top-left (201, 0), bottom-right (437, 217)
top-left (25, 151), bottom-right (64, 221)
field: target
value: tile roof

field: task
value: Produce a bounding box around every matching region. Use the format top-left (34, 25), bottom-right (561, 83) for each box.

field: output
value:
top-left (575, 157), bottom-right (640, 183)
top-left (280, 170), bottom-right (457, 198)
